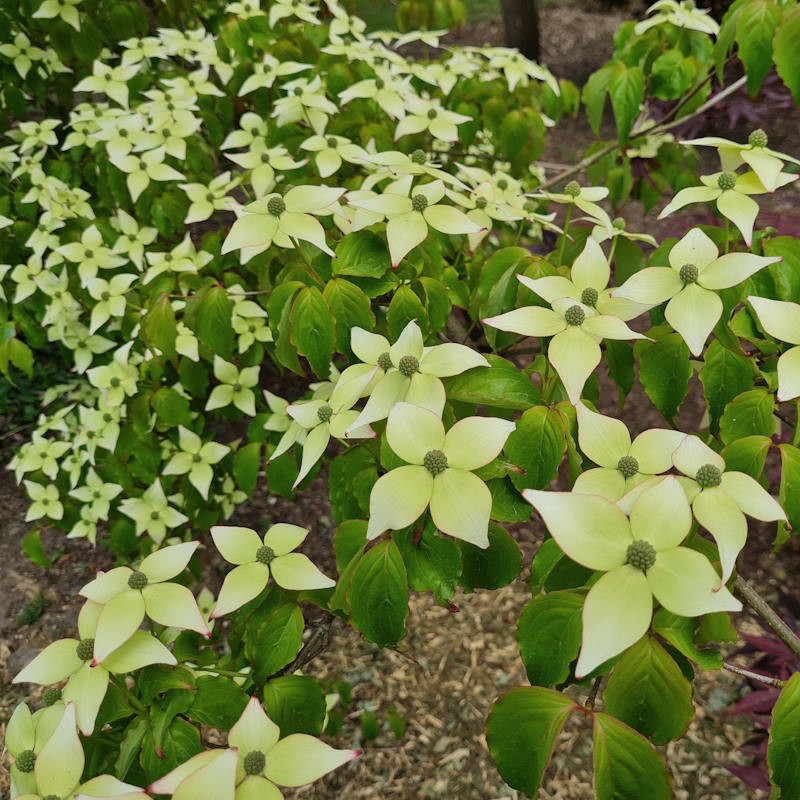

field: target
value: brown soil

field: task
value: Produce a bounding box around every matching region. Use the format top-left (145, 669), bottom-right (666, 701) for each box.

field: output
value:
top-left (3, 2), bottom-right (800, 798)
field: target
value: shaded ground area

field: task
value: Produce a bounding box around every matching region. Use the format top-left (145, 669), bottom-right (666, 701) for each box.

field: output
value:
top-left (3, 1), bottom-right (800, 797)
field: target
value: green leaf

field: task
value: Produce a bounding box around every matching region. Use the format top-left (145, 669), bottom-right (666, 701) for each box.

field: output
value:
top-left (334, 519), bottom-right (367, 572)
top-left (487, 687), bottom-right (576, 796)
top-left (189, 676), bottom-right (248, 729)
top-left (459, 523), bottom-right (521, 592)
top-left (719, 388), bottom-right (775, 446)
top-left (720, 435), bottom-right (771, 479)
top-left (528, 538), bottom-right (593, 594)
top-left (763, 236), bottom-right (800, 302)
top-left (517, 591), bottom-right (583, 687)
top-left (768, 672), bottom-right (800, 797)
top-left (650, 49), bottom-right (694, 100)
top-left (141, 294), bottom-right (177, 360)
top-left (141, 717), bottom-right (202, 783)
top-left (778, 444), bottom-right (800, 536)
top-left (489, 477), bottom-right (535, 523)
top-left (290, 286), bottom-right (335, 377)
top-left (774, 6), bottom-right (800, 105)
top-left (115, 718), bottom-right (147, 780)
top-left (323, 278), bottom-right (375, 354)
top-left (608, 63), bottom-right (644, 143)
top-left (504, 405), bottom-right (566, 491)
top-left (635, 330), bottom-right (692, 424)
top-left (395, 526), bottom-right (462, 606)
top-left (263, 675), bottom-right (327, 736)
top-left (21, 529), bottom-right (53, 568)
top-left (333, 230), bottom-right (391, 277)
top-left (582, 64), bottom-right (613, 135)
top-left (195, 286), bottom-right (233, 360)
top-left (151, 387), bottom-right (192, 427)
top-left (593, 712), bottom-right (672, 800)
top-left (328, 447), bottom-right (377, 522)
top-left (699, 340), bottom-right (754, 430)
top-left (244, 594), bottom-right (305, 683)
top-left (387, 284), bottom-right (428, 339)
top-left (234, 441), bottom-right (262, 496)
top-left (472, 246), bottom-right (535, 320)
top-left (652, 609), bottom-right (723, 670)
top-left (604, 339), bottom-right (634, 401)
top-left (443, 355), bottom-right (540, 410)
top-left (136, 665), bottom-right (196, 704)
top-left (603, 636), bottom-right (694, 745)
top-left (350, 540), bottom-right (408, 647)
top-left (736, 0), bottom-right (781, 95)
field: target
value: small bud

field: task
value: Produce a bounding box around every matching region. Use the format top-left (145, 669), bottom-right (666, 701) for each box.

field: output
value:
top-left (564, 305), bottom-right (585, 326)
top-left (326, 137), bottom-right (338, 149)
top-left (42, 687), bottom-right (62, 706)
top-left (625, 539), bottom-right (657, 572)
top-left (717, 172), bottom-right (737, 191)
top-left (317, 404), bottom-right (333, 423)
top-left (128, 570), bottom-right (148, 590)
top-left (374, 78), bottom-right (385, 90)
top-left (617, 455), bottom-right (639, 478)
top-left (76, 638), bottom-right (95, 662)
top-left (398, 355), bottom-right (419, 377)
top-left (564, 180), bottom-right (581, 198)
top-left (496, 178), bottom-right (508, 190)
top-left (267, 196), bottom-right (286, 217)
top-left (244, 749), bottom-right (266, 775)
top-left (475, 196), bottom-right (488, 209)
top-left (411, 149), bottom-right (427, 165)
top-left (695, 463), bottom-right (722, 488)
top-left (423, 449), bottom-right (448, 476)
top-left (377, 352), bottom-right (393, 371)
top-left (256, 545), bottom-right (276, 564)
top-left (193, 453), bottom-right (203, 463)
top-left (612, 217), bottom-right (626, 230)
top-left (427, 108), bottom-right (437, 119)
top-left (679, 263), bottom-right (698, 284)
top-left (15, 750), bottom-right (36, 773)
top-left (748, 129), bottom-right (768, 148)
top-left (411, 194), bottom-right (428, 213)
top-left (150, 510), bottom-right (160, 520)
top-left (580, 287), bottom-right (599, 308)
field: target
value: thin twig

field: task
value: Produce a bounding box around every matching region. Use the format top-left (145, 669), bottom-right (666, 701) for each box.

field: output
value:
top-left (539, 74), bottom-right (748, 191)
top-left (734, 575), bottom-right (800, 660)
top-left (281, 615), bottom-right (342, 675)
top-left (723, 661), bottom-right (785, 689)
top-left (585, 675), bottom-right (603, 710)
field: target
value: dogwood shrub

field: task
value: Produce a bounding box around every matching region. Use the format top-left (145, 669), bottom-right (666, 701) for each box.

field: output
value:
top-left (3, 0), bottom-right (800, 797)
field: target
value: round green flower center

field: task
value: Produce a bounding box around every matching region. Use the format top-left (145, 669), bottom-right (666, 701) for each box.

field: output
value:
top-left (317, 404), bottom-right (333, 423)
top-left (250, 128), bottom-right (260, 136)
top-left (377, 351), bottom-right (393, 371)
top-left (233, 383), bottom-right (243, 393)
top-left (101, 291), bottom-right (110, 301)
top-left (564, 305), bottom-right (585, 326)
top-left (695, 463), bottom-right (722, 488)
top-left (411, 149), bottom-right (427, 165)
top-left (293, 87), bottom-right (303, 96)
top-left (617, 455), bottom-right (639, 478)
top-left (398, 355), bottom-right (419, 377)
top-left (626, 539), bottom-right (657, 572)
top-left (374, 78), bottom-right (385, 89)
top-left (206, 192), bottom-right (215, 202)
top-left (612, 216), bottom-right (626, 230)
top-left (748, 128), bottom-right (768, 148)
top-left (84, 249), bottom-right (94, 259)
top-left (679, 263), bottom-right (698, 284)
top-left (42, 687), bottom-right (62, 706)
top-left (150, 510), bottom-right (160, 520)
top-left (427, 108), bottom-right (437, 119)
top-left (110, 377), bottom-right (121, 388)
top-left (475, 196), bottom-right (488, 209)
top-left (244, 749), bottom-right (266, 775)
top-left (411, 194), bottom-right (428, 213)
top-left (717, 172), bottom-right (737, 191)
top-left (564, 180), bottom-right (581, 198)
top-left (76, 638), bottom-right (94, 661)
top-left (193, 453), bottom-right (202, 463)
top-left (103, 413), bottom-right (113, 422)
top-left (256, 545), bottom-right (276, 564)
top-left (497, 178), bottom-right (508, 190)
top-left (42, 795), bottom-right (61, 800)
top-left (423, 449), bottom-right (448, 476)
top-left (580, 287), bottom-right (598, 307)
top-left (16, 750), bottom-right (36, 773)
top-left (326, 137), bottom-right (337, 148)
top-left (128, 569), bottom-right (148, 590)
top-left (261, 152), bottom-right (271, 163)
top-left (267, 196), bottom-right (286, 217)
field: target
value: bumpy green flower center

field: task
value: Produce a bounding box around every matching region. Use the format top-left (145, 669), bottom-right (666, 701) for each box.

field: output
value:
top-left (244, 749), bottom-right (266, 775)
top-left (617, 455), bottom-right (639, 478)
top-left (377, 352), bottom-right (392, 371)
top-left (717, 172), bottom-right (737, 191)
top-left (256, 545), bottom-right (276, 564)
top-left (110, 377), bottom-right (121, 388)
top-left (233, 383), bottom-right (243, 393)
top-left (206, 192), bottom-right (215, 202)
top-left (100, 290), bottom-right (110, 301)
top-left (679, 263), bottom-right (698, 284)
top-left (695, 463), bottom-right (722, 488)
top-left (326, 137), bottom-right (337, 148)
top-left (15, 750), bottom-right (36, 773)
top-left (626, 539), bottom-right (657, 572)
top-left (411, 194), bottom-right (428, 213)
top-left (374, 78), bottom-right (385, 90)
top-left (317, 404), bottom-right (333, 423)
top-left (580, 287), bottom-right (599, 307)
top-left (398, 355), bottom-right (419, 377)
top-left (128, 569), bottom-right (148, 590)
top-left (42, 687), bottom-right (62, 706)
top-left (748, 128), bottom-right (768, 148)
top-left (193, 453), bottom-right (203, 463)
top-left (564, 180), bottom-right (581, 198)
top-left (427, 108), bottom-right (437, 119)
top-left (150, 510), bottom-right (160, 520)
top-left (411, 149), bottom-right (427, 165)
top-left (76, 638), bottom-right (94, 661)
top-left (423, 449), bottom-right (448, 476)
top-left (564, 305), bottom-right (585, 326)
top-left (612, 217), bottom-right (626, 230)
top-left (42, 795), bottom-right (61, 800)
top-left (475, 196), bottom-right (488, 209)
top-left (267, 196), bottom-right (286, 217)
top-left (497, 178), bottom-right (508, 190)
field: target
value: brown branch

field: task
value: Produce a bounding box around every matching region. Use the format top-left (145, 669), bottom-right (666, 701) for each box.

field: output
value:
top-left (280, 614), bottom-right (343, 675)
top-left (723, 661), bottom-right (785, 689)
top-left (734, 575), bottom-right (800, 660)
